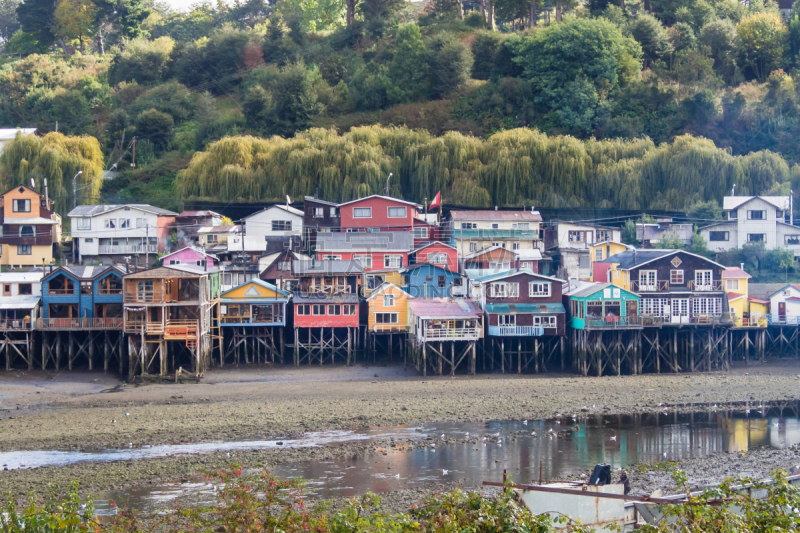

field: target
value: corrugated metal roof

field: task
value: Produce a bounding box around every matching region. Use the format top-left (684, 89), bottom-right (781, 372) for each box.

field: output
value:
top-left (0, 128), bottom-right (37, 141)
top-left (178, 210), bottom-right (222, 217)
top-left (0, 296), bottom-right (40, 310)
top-left (52, 265), bottom-right (123, 280)
top-left (68, 204), bottom-right (178, 217)
top-left (568, 282), bottom-right (615, 298)
top-left (293, 293), bottom-right (360, 304)
top-left (304, 196), bottom-right (339, 207)
top-left (125, 266), bottom-right (203, 279)
top-left (408, 298), bottom-right (481, 319)
top-left (722, 267), bottom-right (751, 279)
top-left (485, 303), bottom-right (566, 314)
top-left (293, 260), bottom-right (364, 275)
top-left (0, 270), bottom-right (45, 282)
top-left (450, 210), bottom-right (542, 222)
top-left (338, 195), bottom-right (422, 208)
top-left (242, 204), bottom-right (303, 220)
top-left (167, 264), bottom-right (219, 275)
top-left (197, 225), bottom-right (239, 234)
top-left (316, 231), bottom-right (414, 252)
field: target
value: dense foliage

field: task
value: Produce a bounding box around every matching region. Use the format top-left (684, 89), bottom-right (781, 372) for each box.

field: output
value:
top-left (5, 0), bottom-right (800, 209)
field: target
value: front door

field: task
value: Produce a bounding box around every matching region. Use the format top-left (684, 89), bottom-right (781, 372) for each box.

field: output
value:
top-left (779, 302), bottom-right (786, 321)
top-left (626, 300), bottom-right (638, 321)
top-left (671, 298), bottom-right (689, 324)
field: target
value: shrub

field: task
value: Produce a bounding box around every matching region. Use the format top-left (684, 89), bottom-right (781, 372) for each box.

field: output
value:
top-left (108, 36), bottom-right (176, 85)
top-left (134, 108), bottom-right (175, 150)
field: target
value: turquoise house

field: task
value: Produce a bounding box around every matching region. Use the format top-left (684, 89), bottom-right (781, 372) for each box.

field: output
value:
top-left (565, 282), bottom-right (642, 329)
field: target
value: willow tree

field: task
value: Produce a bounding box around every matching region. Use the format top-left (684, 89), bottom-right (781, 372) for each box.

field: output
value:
top-left (0, 132), bottom-right (104, 215)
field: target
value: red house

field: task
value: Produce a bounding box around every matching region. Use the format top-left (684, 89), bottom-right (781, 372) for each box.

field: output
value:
top-left (339, 195), bottom-right (422, 231)
top-left (315, 232), bottom-right (414, 272)
top-left (409, 241), bottom-right (458, 271)
top-left (292, 259), bottom-right (363, 328)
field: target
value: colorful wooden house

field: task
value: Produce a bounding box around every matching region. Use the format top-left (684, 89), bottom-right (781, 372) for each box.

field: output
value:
top-left (0, 185), bottom-right (59, 268)
top-left (590, 241), bottom-right (633, 282)
top-left (259, 249), bottom-right (311, 292)
top-left (409, 241), bottom-right (458, 272)
top-left (338, 195), bottom-right (422, 232)
top-left (722, 266), bottom-right (764, 327)
top-left (366, 283), bottom-right (412, 359)
top-left (565, 283), bottom-right (642, 329)
top-left (401, 263), bottom-right (467, 298)
top-left (123, 264), bottom-right (220, 378)
top-left (291, 259), bottom-right (363, 365)
top-left (219, 279), bottom-right (290, 364)
top-left (462, 246), bottom-right (519, 277)
top-left (767, 284), bottom-right (800, 325)
top-left (315, 231), bottom-right (414, 272)
top-left (303, 195), bottom-right (340, 252)
top-left (364, 268), bottom-right (405, 296)
top-left (407, 297), bottom-right (482, 376)
top-left (162, 246), bottom-right (217, 269)
top-left (0, 270), bottom-right (43, 371)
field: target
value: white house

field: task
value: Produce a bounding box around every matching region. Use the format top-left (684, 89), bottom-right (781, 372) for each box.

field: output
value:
top-left (767, 283), bottom-right (800, 324)
top-left (68, 204), bottom-right (178, 265)
top-left (0, 128), bottom-right (37, 155)
top-left (448, 209), bottom-right (543, 259)
top-left (228, 205), bottom-right (303, 254)
top-left (544, 222), bottom-right (621, 280)
top-left (699, 196), bottom-right (800, 255)
top-left (0, 270), bottom-right (44, 298)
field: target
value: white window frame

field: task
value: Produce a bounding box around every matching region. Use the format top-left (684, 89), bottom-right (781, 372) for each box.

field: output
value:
top-left (376, 312), bottom-right (399, 324)
top-left (670, 270), bottom-right (684, 284)
top-left (353, 254), bottom-right (373, 268)
top-left (272, 220), bottom-right (292, 232)
top-left (105, 219), bottom-right (117, 229)
top-left (489, 261), bottom-right (511, 271)
top-left (313, 207), bottom-right (324, 218)
top-left (384, 255), bottom-right (402, 268)
top-left (726, 279), bottom-right (739, 291)
top-left (747, 210), bottom-right (766, 220)
top-left (17, 245), bottom-right (31, 255)
top-left (383, 294), bottom-right (395, 307)
top-left (461, 222), bottom-right (476, 229)
top-left (534, 316), bottom-right (557, 328)
top-left (136, 218), bottom-right (146, 228)
top-left (320, 254), bottom-right (341, 260)
top-left (312, 304), bottom-right (325, 315)
top-left (343, 304), bottom-right (356, 315)
top-left (709, 231), bottom-right (729, 242)
top-left (428, 253), bottom-right (447, 264)
top-left (12, 199), bottom-right (30, 213)
top-left (169, 259), bottom-right (181, 265)
top-left (498, 314), bottom-right (515, 326)
top-left (353, 207), bottom-right (372, 218)
top-left (327, 304), bottom-right (341, 315)
top-left (413, 227), bottom-right (428, 239)
top-left (330, 207), bottom-right (338, 217)
top-left (695, 270), bottom-right (712, 288)
top-left (469, 242), bottom-right (477, 252)
top-left (387, 206), bottom-right (407, 218)
top-left (297, 304), bottom-right (310, 315)
top-left (529, 282), bottom-right (550, 297)
top-left (119, 219), bottom-right (131, 229)
top-left (595, 248), bottom-right (603, 261)
top-left (491, 282), bottom-right (519, 298)
top-left (639, 270), bottom-right (657, 289)
top-left (747, 234), bottom-right (766, 243)
top-left (77, 218), bottom-right (91, 230)
top-left (512, 242), bottom-right (520, 250)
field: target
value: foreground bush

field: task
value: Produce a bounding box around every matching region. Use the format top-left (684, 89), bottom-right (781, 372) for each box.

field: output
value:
top-left (3, 468), bottom-right (800, 532)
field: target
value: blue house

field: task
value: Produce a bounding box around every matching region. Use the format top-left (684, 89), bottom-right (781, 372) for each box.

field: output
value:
top-left (401, 264), bottom-right (467, 298)
top-left (219, 279), bottom-right (290, 327)
top-left (40, 266), bottom-right (125, 329)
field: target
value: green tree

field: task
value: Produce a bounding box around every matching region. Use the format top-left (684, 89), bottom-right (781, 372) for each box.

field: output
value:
top-left (50, 0), bottom-right (96, 52)
top-left (427, 32), bottom-right (473, 99)
top-left (16, 0), bottom-right (57, 48)
top-left (621, 219), bottom-right (639, 245)
top-left (687, 199), bottom-right (722, 220)
top-left (271, 60), bottom-right (324, 135)
top-left (134, 108), bottom-right (174, 150)
top-left (736, 11), bottom-right (787, 80)
top-left (471, 31), bottom-right (503, 80)
top-left (700, 18), bottom-right (737, 80)
top-left (108, 36), bottom-right (175, 85)
top-left (629, 13), bottom-right (674, 68)
top-left (359, 0), bottom-right (404, 37)
top-left (388, 23), bottom-right (429, 102)
top-left (0, 0), bottom-right (20, 41)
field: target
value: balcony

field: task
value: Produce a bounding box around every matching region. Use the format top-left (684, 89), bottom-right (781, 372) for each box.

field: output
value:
top-left (37, 317), bottom-right (123, 330)
top-left (455, 229), bottom-right (539, 240)
top-left (488, 325), bottom-right (544, 336)
top-left (99, 244), bottom-right (158, 254)
top-left (687, 280), bottom-right (724, 291)
top-left (371, 324), bottom-right (409, 332)
top-left (734, 316), bottom-right (768, 328)
top-left (124, 291), bottom-right (164, 303)
top-left (0, 319), bottom-right (33, 331)
top-left (631, 280), bottom-right (670, 292)
top-left (585, 316), bottom-right (646, 329)
top-left (766, 314), bottom-right (800, 326)
top-left (221, 316), bottom-right (284, 326)
top-left (422, 326), bottom-right (481, 341)
top-left (47, 288), bottom-right (75, 296)
top-left (97, 288), bottom-right (123, 295)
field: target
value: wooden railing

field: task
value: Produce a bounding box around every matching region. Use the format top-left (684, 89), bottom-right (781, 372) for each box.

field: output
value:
top-left (687, 280), bottom-right (724, 291)
top-left (734, 316), bottom-right (768, 328)
top-left (124, 291), bottom-right (164, 303)
top-left (585, 316), bottom-right (645, 329)
top-left (37, 317), bottom-right (123, 330)
top-left (165, 320), bottom-right (198, 339)
top-left (0, 319), bottom-right (32, 330)
top-left (631, 280), bottom-right (669, 292)
top-left (488, 325), bottom-right (544, 336)
top-left (422, 327), bottom-right (481, 341)
top-left (47, 288), bottom-right (74, 295)
top-left (766, 314), bottom-right (800, 326)
top-left (371, 323), bottom-right (409, 332)
top-left (98, 288), bottom-right (123, 295)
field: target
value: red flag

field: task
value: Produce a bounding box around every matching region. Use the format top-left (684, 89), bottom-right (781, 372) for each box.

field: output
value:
top-left (430, 191), bottom-right (441, 210)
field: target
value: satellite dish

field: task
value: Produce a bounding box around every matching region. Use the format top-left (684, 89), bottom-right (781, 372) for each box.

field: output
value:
top-left (30, 178), bottom-right (35, 189)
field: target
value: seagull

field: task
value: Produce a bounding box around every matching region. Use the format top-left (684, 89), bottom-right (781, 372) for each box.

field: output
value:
top-left (110, 419), bottom-right (116, 423)
top-left (430, 443), bottom-right (436, 448)
top-left (610, 436), bottom-right (617, 441)
top-left (663, 452), bottom-right (668, 459)
top-left (441, 434), bottom-right (445, 439)
top-left (746, 409), bottom-right (751, 414)
top-left (442, 469), bottom-right (449, 475)
top-left (547, 428), bottom-right (554, 434)
top-left (592, 405), bottom-right (596, 409)
top-left (532, 431), bottom-right (537, 437)
top-left (394, 473), bottom-right (400, 479)
top-left (657, 403), bottom-right (664, 407)
top-left (226, 452), bottom-right (231, 457)
top-left (125, 413), bottom-right (129, 416)
top-left (523, 420), bottom-right (528, 425)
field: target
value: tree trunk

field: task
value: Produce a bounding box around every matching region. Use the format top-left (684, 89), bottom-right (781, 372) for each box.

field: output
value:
top-left (487, 0), bottom-right (495, 30)
top-left (555, 3), bottom-right (561, 21)
top-left (529, 0), bottom-right (536, 27)
top-left (58, 38), bottom-right (72, 55)
top-left (97, 29), bottom-right (105, 55)
top-left (346, 0), bottom-right (356, 25)
top-left (479, 0), bottom-right (485, 21)
top-left (458, 0), bottom-right (464, 20)
top-left (621, 0), bottom-right (627, 9)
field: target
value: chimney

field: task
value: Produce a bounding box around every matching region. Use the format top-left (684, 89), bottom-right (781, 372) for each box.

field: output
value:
top-left (741, 262), bottom-right (745, 270)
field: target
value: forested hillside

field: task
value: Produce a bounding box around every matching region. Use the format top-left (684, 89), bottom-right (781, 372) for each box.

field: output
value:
top-left (2, 0), bottom-right (800, 212)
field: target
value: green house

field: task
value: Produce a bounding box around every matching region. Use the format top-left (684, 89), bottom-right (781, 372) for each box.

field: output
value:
top-left (566, 282), bottom-right (642, 330)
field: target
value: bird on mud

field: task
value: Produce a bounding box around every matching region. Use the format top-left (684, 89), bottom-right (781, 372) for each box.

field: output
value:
top-left (442, 469), bottom-right (449, 475)
top-left (610, 436), bottom-right (617, 442)
top-left (523, 420), bottom-right (528, 425)
top-left (532, 431), bottom-right (537, 437)
top-left (110, 419), bottom-right (116, 424)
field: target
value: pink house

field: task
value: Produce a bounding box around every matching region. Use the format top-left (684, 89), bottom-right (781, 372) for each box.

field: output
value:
top-left (409, 241), bottom-right (458, 271)
top-left (161, 246), bottom-right (217, 269)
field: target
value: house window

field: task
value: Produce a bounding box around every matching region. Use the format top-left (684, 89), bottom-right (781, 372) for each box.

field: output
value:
top-left (12, 199), bottom-right (30, 212)
top-left (343, 304), bottom-right (357, 315)
top-left (709, 231), bottom-right (729, 241)
top-left (223, 273), bottom-right (232, 285)
top-left (19, 226), bottom-right (34, 237)
top-left (80, 282), bottom-right (92, 295)
top-left (670, 270), bottom-right (684, 284)
top-left (328, 304), bottom-right (341, 315)
top-left (196, 260), bottom-right (203, 266)
top-left (376, 313), bottom-right (398, 324)
top-left (489, 261), bottom-right (511, 271)
top-left (692, 298), bottom-right (722, 315)
top-left (490, 282), bottom-right (519, 298)
top-left (297, 304), bottom-right (310, 315)
top-left (529, 282), bottom-right (550, 297)
top-left (119, 219), bottom-right (131, 229)
top-left (77, 218), bottom-right (91, 230)
top-left (438, 275), bottom-right (446, 288)
top-left (384, 294), bottom-right (395, 307)
top-left (513, 223), bottom-right (530, 230)
top-left (492, 223), bottom-right (499, 229)
top-left (313, 208), bottom-right (324, 218)
top-left (726, 279), bottom-right (739, 290)
top-left (453, 277), bottom-right (463, 287)
top-left (367, 275), bottom-right (384, 290)
top-left (469, 243), bottom-right (477, 252)
top-left (512, 243), bottom-right (520, 250)
top-left (17, 245), bottom-right (31, 255)
top-left (413, 227), bottom-right (428, 239)
top-left (786, 235), bottom-right (800, 245)
top-left (695, 270), bottom-right (712, 287)
top-left (84, 238), bottom-right (93, 243)
top-left (105, 219), bottom-right (116, 229)
top-left (136, 218), bottom-right (145, 228)
top-left (597, 230), bottom-right (611, 242)
top-left (354, 255), bottom-right (373, 268)
top-left (330, 207), bottom-right (338, 217)
top-left (353, 207), bottom-right (372, 218)
top-left (498, 314), bottom-right (515, 326)
top-left (428, 253), bottom-right (447, 264)
top-left (534, 316), bottom-right (557, 328)
top-left (272, 221), bottom-right (292, 231)
top-left (747, 234), bottom-right (765, 242)
top-left (384, 255), bottom-right (402, 268)
top-left (320, 254), bottom-right (341, 260)
top-left (312, 304), bottom-right (325, 315)
top-left (461, 223), bottom-right (476, 229)
top-left (568, 231), bottom-right (584, 242)
top-left (639, 270), bottom-right (657, 288)
top-left (595, 248), bottom-right (604, 261)
top-left (18, 283), bottom-right (32, 295)
top-left (278, 261), bottom-right (291, 271)
top-left (388, 206), bottom-right (407, 218)
top-left (747, 210), bottom-right (766, 220)
top-left (2, 284), bottom-right (9, 296)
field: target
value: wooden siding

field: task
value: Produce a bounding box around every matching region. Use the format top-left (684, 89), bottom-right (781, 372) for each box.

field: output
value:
top-left (368, 286), bottom-right (409, 331)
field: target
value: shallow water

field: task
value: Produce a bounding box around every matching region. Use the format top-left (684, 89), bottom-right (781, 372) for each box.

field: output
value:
top-left (7, 405), bottom-right (800, 516)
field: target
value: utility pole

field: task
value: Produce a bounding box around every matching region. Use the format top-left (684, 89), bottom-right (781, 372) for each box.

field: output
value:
top-left (72, 170), bottom-right (83, 209)
top-left (145, 223), bottom-right (149, 268)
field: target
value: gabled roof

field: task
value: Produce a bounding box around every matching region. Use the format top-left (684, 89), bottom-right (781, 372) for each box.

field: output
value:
top-left (722, 267), bottom-right (751, 279)
top-left (366, 282), bottom-right (412, 300)
top-left (0, 270), bottom-right (45, 283)
top-left (463, 245), bottom-right (517, 261)
top-left (0, 184), bottom-right (45, 199)
top-left (125, 266), bottom-right (204, 279)
top-left (698, 220), bottom-right (736, 231)
top-left (449, 210), bottom-right (542, 222)
top-left (178, 210), bottom-right (222, 218)
top-left (68, 204), bottom-right (178, 217)
top-left (0, 128), bottom-right (37, 141)
top-left (338, 195), bottom-right (422, 209)
top-left (723, 195), bottom-right (789, 211)
top-left (162, 246), bottom-right (218, 260)
top-left (292, 259), bottom-right (364, 275)
top-left (400, 262), bottom-right (460, 277)
top-left (166, 263), bottom-right (219, 275)
top-left (590, 240), bottom-right (634, 249)
top-left (242, 204), bottom-right (303, 220)
top-left (409, 241), bottom-right (456, 254)
top-left (727, 292), bottom-right (746, 301)
top-left (220, 278), bottom-right (289, 299)
top-left (408, 298), bottom-right (481, 319)
top-left (603, 249), bottom-right (725, 270)
top-left (748, 296), bottom-right (769, 305)
top-left (471, 269), bottom-right (565, 284)
top-left (767, 284), bottom-right (800, 299)
top-left (44, 265), bottom-right (124, 282)
top-left (316, 231), bottom-right (414, 252)
top-left (304, 196), bottom-right (339, 207)
top-left (568, 282), bottom-right (636, 299)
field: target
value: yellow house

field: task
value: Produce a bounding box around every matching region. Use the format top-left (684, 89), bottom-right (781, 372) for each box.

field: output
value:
top-left (366, 282), bottom-right (412, 332)
top-left (0, 185), bottom-right (59, 268)
top-left (364, 268), bottom-right (404, 297)
top-left (589, 241), bottom-right (632, 282)
top-left (723, 266), bottom-right (764, 327)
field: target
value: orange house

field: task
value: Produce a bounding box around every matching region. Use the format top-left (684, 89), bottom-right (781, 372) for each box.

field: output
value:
top-left (366, 283), bottom-right (412, 332)
top-left (0, 185), bottom-right (59, 267)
